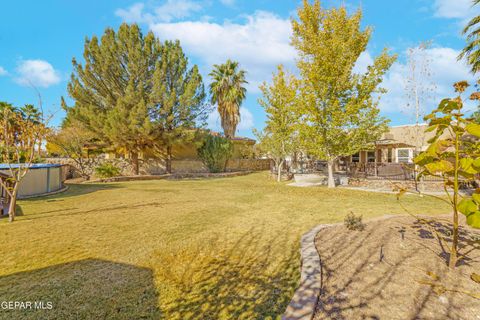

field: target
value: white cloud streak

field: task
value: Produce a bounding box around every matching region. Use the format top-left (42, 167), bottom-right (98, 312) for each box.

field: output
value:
top-left (207, 106), bottom-right (254, 133)
top-left (433, 0), bottom-right (475, 19)
top-left (148, 11), bottom-right (296, 93)
top-left (115, 1), bottom-right (203, 23)
top-left (379, 47), bottom-right (475, 116)
top-left (15, 59), bottom-right (61, 88)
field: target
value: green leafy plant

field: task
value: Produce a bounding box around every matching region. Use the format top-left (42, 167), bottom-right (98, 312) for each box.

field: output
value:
top-left (344, 212), bottom-right (365, 231)
top-left (95, 163), bottom-right (121, 179)
top-left (197, 135), bottom-right (233, 173)
top-left (413, 81), bottom-right (480, 269)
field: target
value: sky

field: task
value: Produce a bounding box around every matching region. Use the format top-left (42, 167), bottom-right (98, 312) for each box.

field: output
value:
top-left (0, 0), bottom-right (479, 138)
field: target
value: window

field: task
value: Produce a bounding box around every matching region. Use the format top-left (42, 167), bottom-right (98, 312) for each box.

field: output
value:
top-left (387, 148), bottom-right (393, 163)
top-left (351, 153), bottom-right (360, 163)
top-left (397, 148), bottom-right (412, 163)
top-left (367, 151), bottom-right (376, 163)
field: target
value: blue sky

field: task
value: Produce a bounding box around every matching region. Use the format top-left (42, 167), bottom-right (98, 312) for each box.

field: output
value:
top-left (0, 0), bottom-right (478, 138)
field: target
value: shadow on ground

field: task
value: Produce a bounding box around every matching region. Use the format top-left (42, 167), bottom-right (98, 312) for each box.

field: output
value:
top-left (0, 259), bottom-right (161, 320)
top-left (156, 225), bottom-right (300, 319)
top-left (24, 183), bottom-right (124, 202)
top-left (313, 216), bottom-right (480, 320)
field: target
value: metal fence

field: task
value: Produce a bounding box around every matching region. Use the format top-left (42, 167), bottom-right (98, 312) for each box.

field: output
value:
top-left (345, 162), bottom-right (445, 182)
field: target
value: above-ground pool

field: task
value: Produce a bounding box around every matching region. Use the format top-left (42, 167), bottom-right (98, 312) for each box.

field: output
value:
top-left (0, 164), bottom-right (67, 199)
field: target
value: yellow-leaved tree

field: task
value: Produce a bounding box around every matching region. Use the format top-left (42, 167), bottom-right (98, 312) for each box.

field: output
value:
top-left (291, 0), bottom-right (396, 187)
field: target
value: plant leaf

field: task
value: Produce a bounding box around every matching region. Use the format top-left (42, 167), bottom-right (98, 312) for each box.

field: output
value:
top-left (466, 211), bottom-right (480, 229)
top-left (466, 123), bottom-right (480, 138)
top-left (458, 198), bottom-right (478, 215)
top-left (425, 160), bottom-right (454, 174)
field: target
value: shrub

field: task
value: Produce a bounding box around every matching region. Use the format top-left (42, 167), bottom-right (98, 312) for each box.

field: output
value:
top-left (94, 163), bottom-right (121, 179)
top-left (197, 135), bottom-right (234, 173)
top-left (344, 212), bottom-right (365, 231)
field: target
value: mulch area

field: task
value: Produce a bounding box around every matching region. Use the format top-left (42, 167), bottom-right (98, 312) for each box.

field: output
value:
top-left (314, 215), bottom-right (480, 320)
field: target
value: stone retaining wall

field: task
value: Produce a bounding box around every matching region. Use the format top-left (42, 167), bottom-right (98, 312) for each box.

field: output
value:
top-left (45, 157), bottom-right (271, 178)
top-left (347, 177), bottom-right (469, 192)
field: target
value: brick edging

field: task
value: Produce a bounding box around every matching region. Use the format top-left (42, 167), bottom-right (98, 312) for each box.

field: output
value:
top-left (282, 215), bottom-right (397, 320)
top-left (282, 223), bottom-right (335, 320)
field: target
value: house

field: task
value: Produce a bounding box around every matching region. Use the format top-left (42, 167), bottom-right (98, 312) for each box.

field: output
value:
top-left (336, 124), bottom-right (453, 180)
top-left (344, 124), bottom-right (450, 166)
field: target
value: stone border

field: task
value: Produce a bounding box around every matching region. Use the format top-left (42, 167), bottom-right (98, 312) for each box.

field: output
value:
top-left (282, 223), bottom-right (335, 320)
top-left (84, 171), bottom-right (254, 183)
top-left (282, 215), bottom-right (398, 320)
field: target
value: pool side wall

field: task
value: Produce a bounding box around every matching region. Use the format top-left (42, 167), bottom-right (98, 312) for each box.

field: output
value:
top-left (0, 166), bottom-right (65, 198)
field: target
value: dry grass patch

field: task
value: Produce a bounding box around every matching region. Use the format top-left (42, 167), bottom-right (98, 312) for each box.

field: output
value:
top-left (0, 172), bottom-right (448, 319)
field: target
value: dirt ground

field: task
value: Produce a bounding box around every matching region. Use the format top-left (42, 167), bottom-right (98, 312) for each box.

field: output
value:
top-left (314, 215), bottom-right (480, 320)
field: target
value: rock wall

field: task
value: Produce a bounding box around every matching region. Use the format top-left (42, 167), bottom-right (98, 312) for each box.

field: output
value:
top-left (45, 157), bottom-right (272, 178)
top-left (347, 177), bottom-right (473, 192)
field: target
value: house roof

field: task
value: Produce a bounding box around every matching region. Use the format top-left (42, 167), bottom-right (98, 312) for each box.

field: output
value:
top-left (378, 124), bottom-right (451, 150)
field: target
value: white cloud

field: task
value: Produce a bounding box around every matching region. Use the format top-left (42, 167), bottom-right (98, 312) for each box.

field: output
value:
top-left (220, 0), bottom-right (235, 6)
top-left (115, 3), bottom-right (146, 23)
top-left (238, 107), bottom-right (254, 130)
top-left (15, 59), bottom-right (61, 88)
top-left (0, 66), bottom-right (7, 76)
top-left (433, 0), bottom-right (474, 19)
top-left (115, 0), bottom-right (203, 23)
top-left (353, 51), bottom-right (374, 74)
top-left (149, 11), bottom-right (296, 93)
top-left (378, 47), bottom-right (475, 116)
top-left (207, 107), bottom-right (254, 133)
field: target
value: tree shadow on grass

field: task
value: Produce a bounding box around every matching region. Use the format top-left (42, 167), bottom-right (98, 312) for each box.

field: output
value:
top-left (157, 225), bottom-right (299, 319)
top-left (16, 201), bottom-right (164, 222)
top-left (0, 258), bottom-right (161, 320)
top-left (22, 183), bottom-right (124, 203)
top-left (313, 217), bottom-right (480, 320)
top-left (409, 218), bottom-right (480, 267)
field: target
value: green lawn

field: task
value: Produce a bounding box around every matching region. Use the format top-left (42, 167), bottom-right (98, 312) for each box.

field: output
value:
top-left (0, 172), bottom-right (448, 319)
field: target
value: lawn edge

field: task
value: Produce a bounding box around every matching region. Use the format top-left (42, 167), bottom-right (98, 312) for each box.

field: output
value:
top-left (282, 215), bottom-right (396, 320)
top-left (282, 223), bottom-right (335, 320)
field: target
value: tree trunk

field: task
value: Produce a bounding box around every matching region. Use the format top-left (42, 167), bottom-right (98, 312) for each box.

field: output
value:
top-left (277, 160), bottom-right (284, 182)
top-left (131, 151), bottom-right (139, 175)
top-left (8, 184), bottom-right (19, 223)
top-left (166, 146), bottom-right (172, 174)
top-left (327, 159), bottom-right (335, 188)
top-left (450, 130), bottom-right (461, 269)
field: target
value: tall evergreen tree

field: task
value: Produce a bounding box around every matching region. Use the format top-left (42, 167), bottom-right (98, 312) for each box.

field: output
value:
top-left (150, 40), bottom-right (207, 173)
top-left (209, 60), bottom-right (247, 138)
top-left (292, 0), bottom-right (396, 187)
top-left (64, 23), bottom-right (161, 174)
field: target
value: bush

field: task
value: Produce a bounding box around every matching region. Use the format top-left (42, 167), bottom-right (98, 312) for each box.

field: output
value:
top-left (344, 212), bottom-right (365, 231)
top-left (197, 135), bottom-right (234, 173)
top-left (94, 163), bottom-right (121, 179)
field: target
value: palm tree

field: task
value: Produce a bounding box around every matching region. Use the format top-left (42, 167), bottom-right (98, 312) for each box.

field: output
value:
top-left (459, 0), bottom-right (480, 73)
top-left (209, 60), bottom-right (248, 138)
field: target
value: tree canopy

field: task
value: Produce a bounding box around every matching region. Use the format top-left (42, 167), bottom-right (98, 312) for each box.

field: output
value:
top-left (151, 40), bottom-right (207, 173)
top-left (64, 23), bottom-right (208, 174)
top-left (255, 65), bottom-right (299, 181)
top-left (291, 0), bottom-right (396, 187)
top-left (209, 60), bottom-right (248, 138)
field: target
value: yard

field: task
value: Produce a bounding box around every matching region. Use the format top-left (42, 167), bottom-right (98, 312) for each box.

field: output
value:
top-left (0, 172), bottom-right (449, 319)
